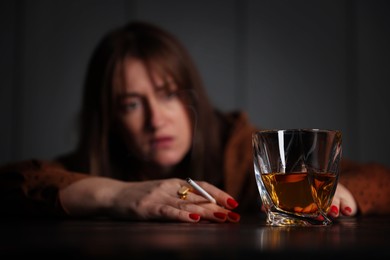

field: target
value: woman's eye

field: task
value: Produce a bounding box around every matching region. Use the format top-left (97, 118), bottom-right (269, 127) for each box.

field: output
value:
top-left (163, 91), bottom-right (178, 100)
top-left (123, 99), bottom-right (142, 111)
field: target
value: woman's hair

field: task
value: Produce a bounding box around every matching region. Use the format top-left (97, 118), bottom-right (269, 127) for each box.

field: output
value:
top-left (75, 21), bottom-right (225, 184)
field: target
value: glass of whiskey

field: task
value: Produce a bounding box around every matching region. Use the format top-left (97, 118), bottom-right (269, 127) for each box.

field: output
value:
top-left (252, 129), bottom-right (342, 226)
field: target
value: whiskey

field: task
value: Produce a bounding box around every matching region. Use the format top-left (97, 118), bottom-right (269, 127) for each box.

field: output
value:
top-left (261, 172), bottom-right (337, 215)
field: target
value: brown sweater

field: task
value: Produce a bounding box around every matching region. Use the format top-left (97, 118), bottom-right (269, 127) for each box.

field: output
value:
top-left (0, 112), bottom-right (389, 217)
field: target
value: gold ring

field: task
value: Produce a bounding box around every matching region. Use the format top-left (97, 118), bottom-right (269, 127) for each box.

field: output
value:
top-left (177, 186), bottom-right (190, 200)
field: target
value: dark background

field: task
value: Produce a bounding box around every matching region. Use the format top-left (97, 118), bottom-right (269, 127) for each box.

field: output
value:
top-left (1, 0), bottom-right (389, 166)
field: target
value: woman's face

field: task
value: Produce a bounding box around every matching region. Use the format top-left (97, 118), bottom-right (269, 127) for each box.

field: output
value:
top-left (113, 57), bottom-right (192, 169)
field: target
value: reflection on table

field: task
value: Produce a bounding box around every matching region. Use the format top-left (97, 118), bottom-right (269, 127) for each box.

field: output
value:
top-left (0, 214), bottom-right (389, 259)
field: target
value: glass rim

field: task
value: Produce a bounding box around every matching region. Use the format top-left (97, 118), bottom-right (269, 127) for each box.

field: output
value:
top-left (253, 128), bottom-right (341, 134)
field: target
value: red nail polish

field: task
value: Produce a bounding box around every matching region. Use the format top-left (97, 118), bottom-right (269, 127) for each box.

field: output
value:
top-left (189, 213), bottom-right (200, 221)
top-left (227, 212), bottom-right (240, 222)
top-left (214, 212), bottom-right (227, 220)
top-left (330, 205), bottom-right (339, 215)
top-left (227, 198), bottom-right (239, 208)
top-left (344, 207), bottom-right (352, 214)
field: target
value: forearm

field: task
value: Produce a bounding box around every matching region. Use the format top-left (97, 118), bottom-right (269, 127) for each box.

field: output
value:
top-left (339, 159), bottom-right (390, 215)
top-left (59, 177), bottom-right (129, 217)
top-left (0, 159), bottom-right (90, 217)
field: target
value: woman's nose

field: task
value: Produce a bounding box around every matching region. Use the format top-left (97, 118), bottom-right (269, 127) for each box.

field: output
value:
top-left (146, 99), bottom-right (166, 130)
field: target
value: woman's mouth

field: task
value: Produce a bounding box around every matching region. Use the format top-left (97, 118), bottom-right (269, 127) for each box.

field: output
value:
top-left (151, 136), bottom-right (173, 149)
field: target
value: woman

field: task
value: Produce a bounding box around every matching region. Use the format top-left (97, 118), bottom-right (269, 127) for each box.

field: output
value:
top-left (0, 21), bottom-right (388, 222)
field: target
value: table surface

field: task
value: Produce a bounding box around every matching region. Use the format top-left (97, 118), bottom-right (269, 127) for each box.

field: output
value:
top-left (1, 214), bottom-right (389, 259)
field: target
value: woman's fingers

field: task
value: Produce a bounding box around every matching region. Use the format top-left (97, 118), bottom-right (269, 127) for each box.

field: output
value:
top-left (328, 196), bottom-right (340, 218)
top-left (329, 183), bottom-right (358, 218)
top-left (130, 178), bottom-right (240, 223)
top-left (338, 184), bottom-right (358, 216)
top-left (187, 180), bottom-right (239, 210)
top-left (173, 192), bottom-right (239, 223)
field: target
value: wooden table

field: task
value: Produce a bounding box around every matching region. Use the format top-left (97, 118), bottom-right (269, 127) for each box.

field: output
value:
top-left (1, 214), bottom-right (389, 259)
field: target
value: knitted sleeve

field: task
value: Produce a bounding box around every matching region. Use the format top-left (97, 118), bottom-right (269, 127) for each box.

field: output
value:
top-left (339, 159), bottom-right (390, 215)
top-left (0, 159), bottom-right (89, 218)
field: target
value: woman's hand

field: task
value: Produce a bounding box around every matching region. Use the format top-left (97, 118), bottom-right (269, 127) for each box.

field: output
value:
top-left (328, 183), bottom-right (358, 218)
top-left (59, 177), bottom-right (240, 223)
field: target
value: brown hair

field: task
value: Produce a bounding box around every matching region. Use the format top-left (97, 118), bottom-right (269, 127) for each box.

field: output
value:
top-left (74, 21), bottom-right (225, 184)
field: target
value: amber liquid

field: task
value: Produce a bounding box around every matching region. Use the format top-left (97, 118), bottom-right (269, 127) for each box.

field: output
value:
top-left (261, 172), bottom-right (337, 214)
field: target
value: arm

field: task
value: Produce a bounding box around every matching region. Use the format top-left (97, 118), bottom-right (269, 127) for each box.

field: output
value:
top-left (59, 177), bottom-right (241, 222)
top-left (338, 159), bottom-right (390, 215)
top-left (0, 160), bottom-right (241, 222)
top-left (0, 159), bottom-right (88, 217)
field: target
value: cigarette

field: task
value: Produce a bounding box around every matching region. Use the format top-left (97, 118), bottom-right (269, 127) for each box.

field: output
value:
top-left (186, 177), bottom-right (217, 204)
